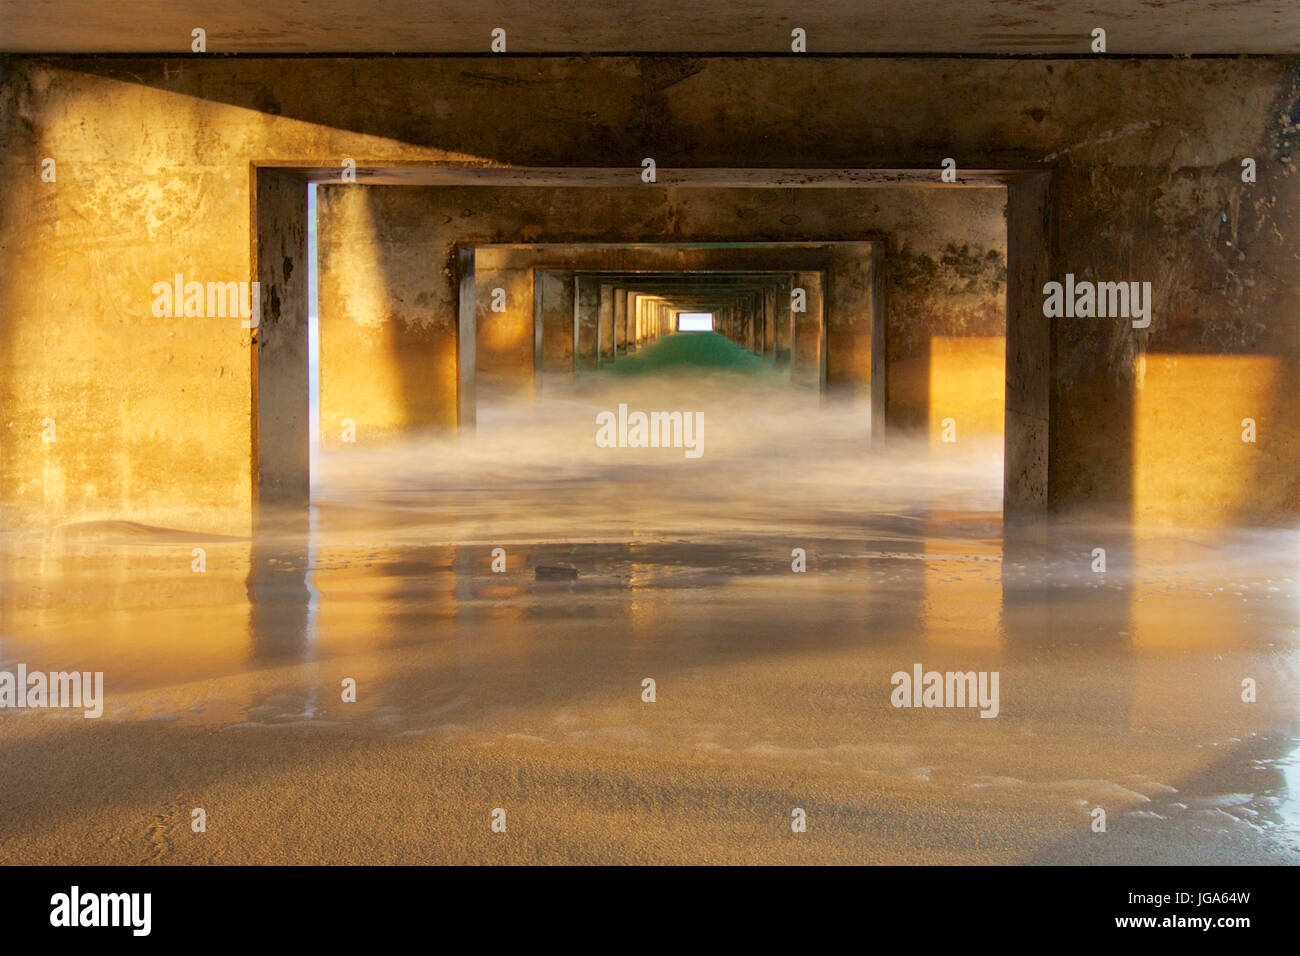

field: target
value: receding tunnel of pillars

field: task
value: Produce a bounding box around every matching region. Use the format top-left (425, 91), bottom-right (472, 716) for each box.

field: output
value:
top-left (463, 241), bottom-right (881, 433)
top-left (559, 271), bottom-right (807, 373)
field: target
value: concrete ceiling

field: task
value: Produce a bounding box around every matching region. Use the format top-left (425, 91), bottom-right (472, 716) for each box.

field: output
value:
top-left (1, 1), bottom-right (1296, 54)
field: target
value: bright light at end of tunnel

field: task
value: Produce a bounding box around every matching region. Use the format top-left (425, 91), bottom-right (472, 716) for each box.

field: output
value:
top-left (677, 312), bottom-right (714, 332)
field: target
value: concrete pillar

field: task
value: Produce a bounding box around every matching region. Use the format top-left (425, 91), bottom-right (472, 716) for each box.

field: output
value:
top-left (457, 246), bottom-right (476, 428)
top-left (474, 265), bottom-right (536, 395)
top-left (627, 295), bottom-right (636, 349)
top-left (536, 270), bottom-right (575, 377)
top-left (792, 271), bottom-right (825, 389)
top-left (614, 287), bottom-right (628, 354)
top-left (1004, 172), bottom-right (1055, 527)
top-left (824, 245), bottom-right (876, 408)
top-left (598, 283), bottom-right (615, 364)
top-left (254, 168), bottom-right (309, 513)
top-left (574, 275), bottom-right (601, 371)
top-left (774, 275), bottom-right (794, 365)
top-left (745, 293), bottom-right (757, 352)
top-left (869, 244), bottom-right (886, 446)
top-left (759, 287), bottom-right (769, 358)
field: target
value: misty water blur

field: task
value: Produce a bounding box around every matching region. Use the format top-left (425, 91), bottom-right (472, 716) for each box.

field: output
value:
top-left (311, 332), bottom-right (1003, 547)
top-left (2, 332), bottom-right (1299, 864)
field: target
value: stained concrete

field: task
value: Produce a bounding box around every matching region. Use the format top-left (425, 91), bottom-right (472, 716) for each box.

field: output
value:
top-left (3, 1), bottom-right (1299, 54)
top-left (253, 168), bottom-right (309, 511)
top-left (1, 56), bottom-right (1297, 532)
top-left (1004, 173), bottom-right (1054, 521)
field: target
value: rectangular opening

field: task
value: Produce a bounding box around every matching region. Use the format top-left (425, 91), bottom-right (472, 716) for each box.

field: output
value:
top-left (676, 311), bottom-right (714, 332)
top-left (299, 173), bottom-right (1027, 529)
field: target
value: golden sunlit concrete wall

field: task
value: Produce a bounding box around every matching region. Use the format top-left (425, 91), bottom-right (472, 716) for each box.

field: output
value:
top-left (936, 336), bottom-right (1006, 445)
top-left (316, 187), bottom-right (460, 446)
top-left (885, 240), bottom-right (1008, 443)
top-left (0, 72), bottom-right (260, 532)
top-left (892, 335), bottom-right (1008, 449)
top-left (1, 56), bottom-right (1297, 531)
top-left (1135, 354), bottom-right (1299, 525)
top-left (888, 334), bottom-right (1008, 445)
top-left (0, 62), bottom-right (488, 533)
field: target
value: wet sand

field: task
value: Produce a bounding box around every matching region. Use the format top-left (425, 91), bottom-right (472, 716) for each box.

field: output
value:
top-left (1, 344), bottom-right (1297, 865)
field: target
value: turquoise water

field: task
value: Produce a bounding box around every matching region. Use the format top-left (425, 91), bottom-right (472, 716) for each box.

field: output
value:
top-left (601, 332), bottom-right (775, 376)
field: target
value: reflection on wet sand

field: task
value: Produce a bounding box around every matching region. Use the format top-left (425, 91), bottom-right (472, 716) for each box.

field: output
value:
top-left (0, 353), bottom-right (1296, 863)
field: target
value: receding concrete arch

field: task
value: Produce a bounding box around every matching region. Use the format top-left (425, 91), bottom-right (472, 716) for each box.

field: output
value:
top-left (254, 164), bottom-right (1045, 526)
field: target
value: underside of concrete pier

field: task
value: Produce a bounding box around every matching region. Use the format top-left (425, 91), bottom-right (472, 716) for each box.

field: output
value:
top-left (1, 1), bottom-right (1298, 869)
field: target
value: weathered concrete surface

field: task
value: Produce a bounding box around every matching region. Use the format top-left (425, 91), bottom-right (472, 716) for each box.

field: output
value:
top-left (1, 56), bottom-right (1297, 530)
top-left (882, 191), bottom-right (1007, 438)
top-left (1003, 174), bottom-right (1054, 521)
top-left (616, 290), bottom-right (630, 352)
top-left (574, 275), bottom-right (601, 371)
top-left (4, 1), bottom-right (1299, 54)
top-left (254, 168), bottom-right (309, 509)
top-left (316, 185), bottom-right (459, 446)
top-left (793, 271), bottom-right (826, 388)
top-left (598, 284), bottom-right (615, 363)
top-left (456, 244), bottom-right (476, 428)
top-left (536, 270), bottom-right (574, 376)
